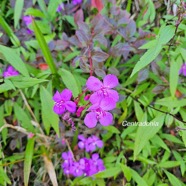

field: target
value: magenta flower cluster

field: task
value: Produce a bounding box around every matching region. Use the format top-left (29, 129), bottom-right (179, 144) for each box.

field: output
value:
top-left (62, 135), bottom-right (104, 177)
top-left (78, 135), bottom-right (103, 152)
top-left (3, 66), bottom-right (19, 78)
top-left (62, 152), bottom-right (105, 177)
top-left (84, 74), bottom-right (119, 128)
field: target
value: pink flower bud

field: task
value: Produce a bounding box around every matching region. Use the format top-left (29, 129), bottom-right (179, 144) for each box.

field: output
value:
top-left (28, 133), bottom-right (34, 139)
top-left (76, 106), bottom-right (85, 117)
top-left (84, 94), bottom-right (90, 101)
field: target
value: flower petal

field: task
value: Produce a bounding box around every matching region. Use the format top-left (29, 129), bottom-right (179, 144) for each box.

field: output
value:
top-left (100, 97), bottom-right (116, 110)
top-left (86, 76), bottom-right (103, 91)
top-left (60, 89), bottom-right (72, 101)
top-left (89, 92), bottom-right (102, 104)
top-left (84, 112), bottom-right (98, 128)
top-left (103, 74), bottom-right (119, 88)
top-left (53, 91), bottom-right (62, 102)
top-left (65, 101), bottom-right (76, 113)
top-left (99, 111), bottom-right (113, 126)
top-left (107, 89), bottom-right (119, 102)
top-left (53, 104), bottom-right (65, 115)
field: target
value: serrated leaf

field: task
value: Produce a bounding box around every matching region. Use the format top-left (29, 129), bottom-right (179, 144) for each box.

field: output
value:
top-left (0, 45), bottom-right (29, 77)
top-left (40, 86), bottom-right (59, 136)
top-left (24, 138), bottom-right (35, 186)
top-left (58, 69), bottom-right (80, 97)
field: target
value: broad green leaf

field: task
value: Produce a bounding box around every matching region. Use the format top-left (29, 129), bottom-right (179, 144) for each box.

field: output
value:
top-left (11, 77), bottom-right (47, 88)
top-left (32, 19), bottom-right (57, 74)
top-left (24, 137), bottom-right (35, 186)
top-left (164, 170), bottom-right (183, 186)
top-left (14, 103), bottom-right (35, 132)
top-left (102, 126), bottom-right (120, 134)
top-left (95, 167), bottom-right (121, 178)
top-left (0, 45), bottom-right (29, 77)
top-left (131, 25), bottom-right (175, 77)
top-left (134, 114), bottom-right (165, 159)
top-left (130, 169), bottom-right (148, 186)
top-left (14, 0), bottom-right (24, 28)
top-left (25, 8), bottom-right (45, 18)
top-left (158, 161), bottom-right (180, 168)
top-left (0, 16), bottom-right (20, 46)
top-left (155, 97), bottom-right (186, 108)
top-left (0, 79), bottom-right (15, 93)
top-left (169, 59), bottom-right (180, 97)
top-left (40, 86), bottom-right (59, 136)
top-left (173, 151), bottom-right (186, 176)
top-left (78, 177), bottom-right (93, 185)
top-left (63, 51), bottom-right (80, 62)
top-left (151, 135), bottom-right (170, 152)
top-left (134, 101), bottom-right (144, 121)
top-left (0, 106), bottom-right (7, 145)
top-left (0, 164), bottom-right (11, 185)
top-left (58, 69), bottom-right (80, 97)
top-left (47, 0), bottom-right (61, 20)
top-left (120, 164), bottom-right (132, 182)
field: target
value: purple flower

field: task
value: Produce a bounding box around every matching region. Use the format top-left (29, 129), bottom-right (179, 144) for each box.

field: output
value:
top-left (179, 63), bottom-right (186, 76)
top-left (86, 135), bottom-right (103, 152)
top-left (26, 28), bottom-right (33, 35)
top-left (91, 153), bottom-right (105, 172)
top-left (78, 135), bottom-right (87, 149)
top-left (84, 97), bottom-right (115, 128)
top-left (70, 158), bottom-right (85, 177)
top-left (56, 3), bottom-right (64, 12)
top-left (23, 15), bottom-right (32, 26)
top-left (3, 66), bottom-right (19, 78)
top-left (53, 89), bottom-right (76, 115)
top-left (72, 0), bottom-right (82, 5)
top-left (86, 74), bottom-right (119, 104)
top-left (61, 151), bottom-right (74, 175)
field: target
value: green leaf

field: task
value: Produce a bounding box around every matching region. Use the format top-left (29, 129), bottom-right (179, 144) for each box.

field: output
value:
top-left (0, 45), bottom-right (29, 77)
top-left (95, 167), bottom-right (121, 178)
top-left (11, 77), bottom-right (47, 88)
top-left (0, 15), bottom-right (20, 46)
top-left (120, 164), bottom-right (132, 182)
top-left (14, 103), bottom-right (35, 132)
top-left (158, 161), bottom-right (180, 168)
top-left (14, 0), bottom-right (24, 28)
top-left (0, 164), bottom-right (11, 185)
top-left (134, 114), bottom-right (165, 159)
top-left (169, 59), bottom-right (180, 97)
top-left (25, 8), bottom-right (45, 18)
top-left (63, 51), bottom-right (80, 62)
top-left (102, 126), bottom-right (120, 134)
top-left (130, 169), bottom-right (148, 186)
top-left (24, 137), bottom-right (35, 186)
top-left (40, 86), bottom-right (59, 136)
top-left (32, 19), bottom-right (57, 74)
top-left (0, 106), bottom-right (7, 145)
top-left (164, 170), bottom-right (183, 186)
top-left (130, 25), bottom-right (175, 77)
top-left (0, 79), bottom-right (15, 93)
top-left (58, 69), bottom-right (80, 97)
